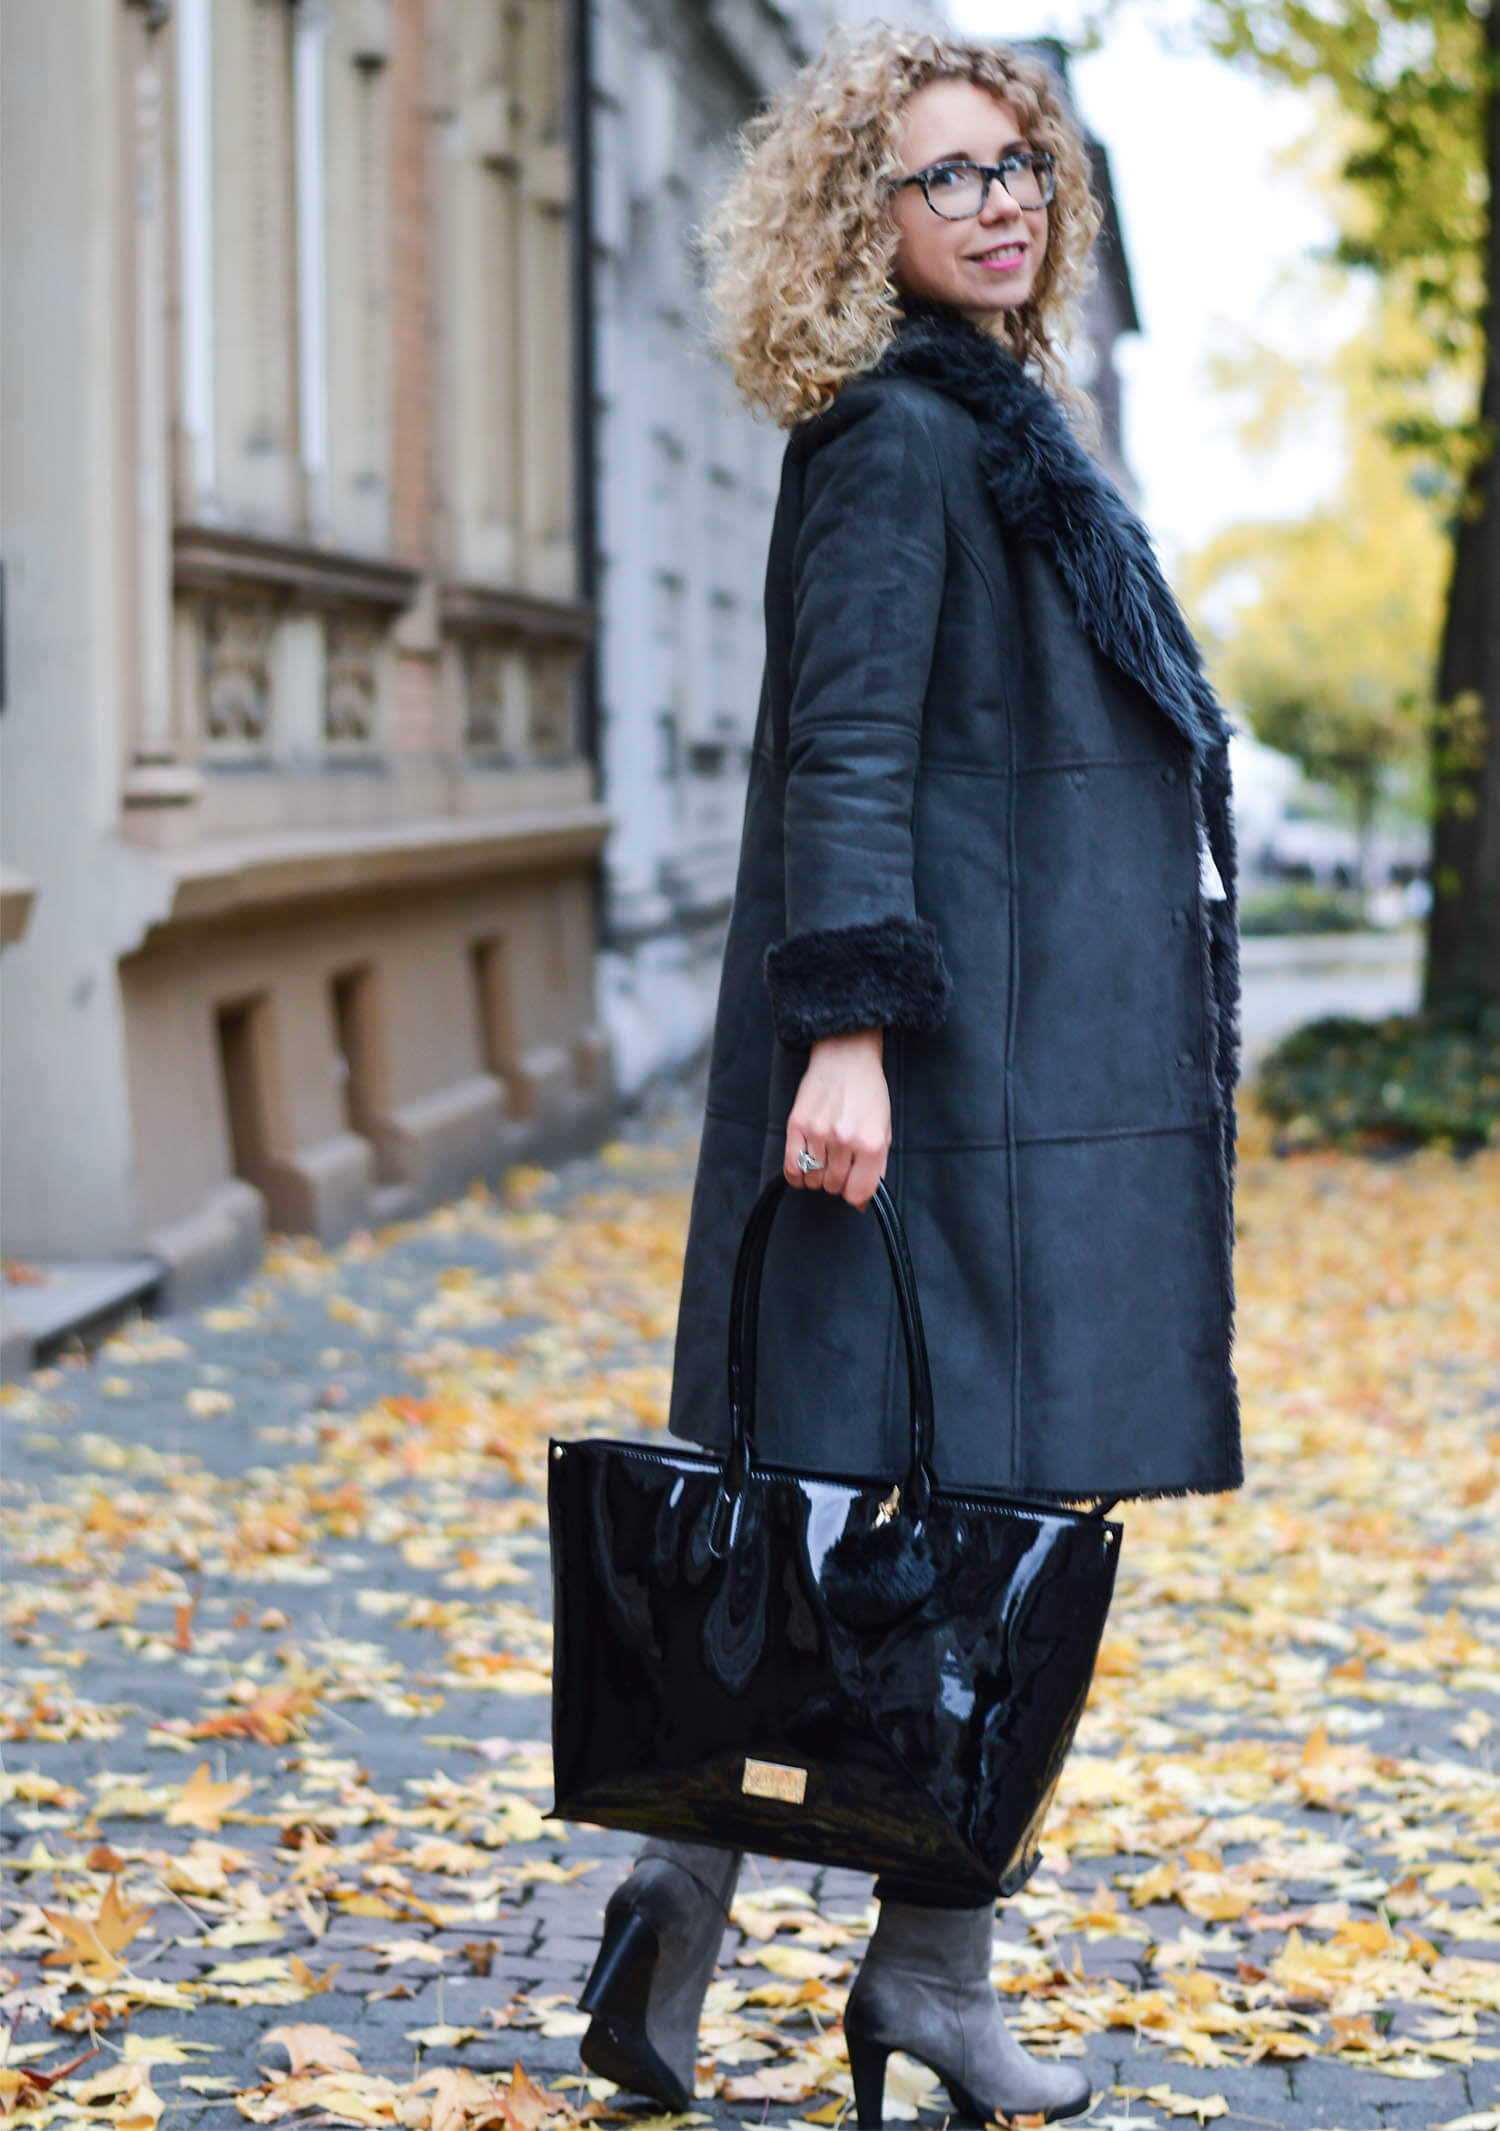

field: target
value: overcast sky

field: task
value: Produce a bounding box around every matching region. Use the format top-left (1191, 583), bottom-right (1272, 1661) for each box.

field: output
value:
top-left (944, 0), bottom-right (1348, 569)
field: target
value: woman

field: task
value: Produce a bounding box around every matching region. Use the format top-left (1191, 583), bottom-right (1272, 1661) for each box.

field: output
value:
top-left (577, 25), bottom-right (1240, 2128)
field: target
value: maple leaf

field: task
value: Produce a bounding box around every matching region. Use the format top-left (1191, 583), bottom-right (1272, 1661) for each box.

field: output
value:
top-left (503, 2065), bottom-right (563, 2131)
top-left (0, 2043), bottom-right (99, 2108)
top-left (260, 2025), bottom-right (362, 2075)
top-left (736, 1942), bottom-right (848, 1983)
top-left (401, 2067), bottom-right (498, 2131)
top-left (289, 1955), bottom-right (340, 1995)
top-left (0, 1773), bottom-right (83, 1812)
top-left (121, 2037), bottom-right (219, 2066)
top-left (1116, 2087), bottom-right (1229, 2123)
top-left (405, 2024), bottom-right (481, 2049)
top-left (164, 1762), bottom-right (253, 1832)
top-left (68, 2061), bottom-right (164, 2131)
top-left (375, 1938), bottom-right (448, 1968)
top-left (189, 1680), bottom-right (321, 1745)
top-left (236, 2072), bottom-right (398, 2126)
top-left (40, 1879), bottom-right (153, 1976)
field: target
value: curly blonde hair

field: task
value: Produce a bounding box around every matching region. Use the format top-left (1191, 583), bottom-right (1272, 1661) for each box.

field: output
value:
top-left (703, 24), bottom-right (1101, 428)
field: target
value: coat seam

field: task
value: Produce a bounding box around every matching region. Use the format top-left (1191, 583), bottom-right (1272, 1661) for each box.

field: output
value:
top-left (720, 1109), bottom-right (1221, 1150)
top-left (922, 754), bottom-right (1192, 779)
top-left (883, 1035), bottom-right (905, 1476)
top-left (943, 482), bottom-right (1026, 1477)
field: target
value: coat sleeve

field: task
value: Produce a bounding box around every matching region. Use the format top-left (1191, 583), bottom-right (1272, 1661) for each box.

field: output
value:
top-left (762, 388), bottom-right (953, 1050)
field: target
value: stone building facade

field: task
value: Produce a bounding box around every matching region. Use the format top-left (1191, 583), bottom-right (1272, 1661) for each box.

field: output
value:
top-left (1, 0), bottom-right (610, 1315)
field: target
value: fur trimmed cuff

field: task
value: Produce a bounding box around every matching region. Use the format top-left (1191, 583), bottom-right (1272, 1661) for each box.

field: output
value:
top-left (763, 916), bottom-right (953, 1048)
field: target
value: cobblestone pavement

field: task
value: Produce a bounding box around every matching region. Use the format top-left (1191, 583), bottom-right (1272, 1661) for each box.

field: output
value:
top-left (2, 1094), bottom-right (1497, 2131)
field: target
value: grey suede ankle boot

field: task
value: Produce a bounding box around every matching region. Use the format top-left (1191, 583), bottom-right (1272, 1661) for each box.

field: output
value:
top-left (578, 1839), bottom-right (743, 2110)
top-left (843, 1900), bottom-right (1092, 2127)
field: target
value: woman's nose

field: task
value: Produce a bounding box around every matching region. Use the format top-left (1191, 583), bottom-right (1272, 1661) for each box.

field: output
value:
top-left (978, 177), bottom-right (1022, 223)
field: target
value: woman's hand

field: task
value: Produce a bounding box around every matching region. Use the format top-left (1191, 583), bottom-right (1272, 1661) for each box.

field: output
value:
top-left (784, 1029), bottom-right (890, 1210)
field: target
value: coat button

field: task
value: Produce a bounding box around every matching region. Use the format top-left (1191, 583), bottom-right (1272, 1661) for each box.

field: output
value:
top-left (1160, 765), bottom-right (1179, 786)
top-left (1176, 1049), bottom-right (1196, 1069)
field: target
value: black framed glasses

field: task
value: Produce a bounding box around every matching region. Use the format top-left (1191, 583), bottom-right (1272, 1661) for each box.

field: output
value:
top-left (890, 153), bottom-right (1057, 219)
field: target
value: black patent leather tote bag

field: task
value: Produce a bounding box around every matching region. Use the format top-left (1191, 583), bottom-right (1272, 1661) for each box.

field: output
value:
top-left (548, 1175), bottom-right (1122, 1899)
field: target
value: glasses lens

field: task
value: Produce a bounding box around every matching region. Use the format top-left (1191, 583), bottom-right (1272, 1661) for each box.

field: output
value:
top-left (924, 163), bottom-right (987, 219)
top-left (1001, 156), bottom-right (1052, 208)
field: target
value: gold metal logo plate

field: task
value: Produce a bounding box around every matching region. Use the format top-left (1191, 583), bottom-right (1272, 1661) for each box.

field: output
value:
top-left (741, 1758), bottom-right (807, 1805)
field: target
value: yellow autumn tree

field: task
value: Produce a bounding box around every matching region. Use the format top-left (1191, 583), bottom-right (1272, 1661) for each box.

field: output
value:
top-left (1183, 313), bottom-right (1451, 892)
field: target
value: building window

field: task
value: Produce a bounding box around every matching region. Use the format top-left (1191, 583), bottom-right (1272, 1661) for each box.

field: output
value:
top-left (444, 0), bottom-right (572, 591)
top-left (213, 0), bottom-right (299, 526)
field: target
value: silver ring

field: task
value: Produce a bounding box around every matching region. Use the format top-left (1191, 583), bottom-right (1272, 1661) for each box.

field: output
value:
top-left (796, 1149), bottom-right (825, 1174)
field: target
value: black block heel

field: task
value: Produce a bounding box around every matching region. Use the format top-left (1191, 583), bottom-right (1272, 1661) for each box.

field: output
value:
top-left (846, 2033), bottom-right (893, 2131)
top-left (579, 1906), bottom-right (692, 2113)
top-left (580, 1904), bottom-right (658, 2020)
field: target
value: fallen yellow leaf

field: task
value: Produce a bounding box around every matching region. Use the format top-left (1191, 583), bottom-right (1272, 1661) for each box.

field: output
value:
top-left (165, 1762), bottom-right (253, 1832)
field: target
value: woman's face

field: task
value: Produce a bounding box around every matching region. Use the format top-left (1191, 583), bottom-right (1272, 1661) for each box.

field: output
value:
top-left (889, 79), bottom-right (1050, 331)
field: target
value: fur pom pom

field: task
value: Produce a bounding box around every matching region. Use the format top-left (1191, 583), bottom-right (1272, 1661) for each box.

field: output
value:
top-left (819, 1514), bottom-right (938, 1631)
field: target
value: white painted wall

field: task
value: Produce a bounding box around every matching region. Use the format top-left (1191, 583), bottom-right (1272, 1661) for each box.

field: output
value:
top-left (590, 0), bottom-right (844, 1096)
top-left (592, 0), bottom-right (860, 1091)
top-left (0, 0), bottom-right (176, 1258)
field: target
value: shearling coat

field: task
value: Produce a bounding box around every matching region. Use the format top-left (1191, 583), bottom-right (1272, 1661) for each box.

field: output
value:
top-left (668, 306), bottom-right (1242, 1502)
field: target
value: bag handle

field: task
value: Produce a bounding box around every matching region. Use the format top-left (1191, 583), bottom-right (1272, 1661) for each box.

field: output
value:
top-left (726, 1175), bottom-right (936, 1521)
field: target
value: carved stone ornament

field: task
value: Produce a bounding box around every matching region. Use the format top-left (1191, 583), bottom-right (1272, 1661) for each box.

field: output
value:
top-left (463, 643), bottom-right (577, 762)
top-left (324, 613), bottom-right (380, 749)
top-left (201, 599), bottom-right (274, 751)
top-left (528, 653), bottom-right (576, 761)
top-left (464, 644), bottom-right (508, 752)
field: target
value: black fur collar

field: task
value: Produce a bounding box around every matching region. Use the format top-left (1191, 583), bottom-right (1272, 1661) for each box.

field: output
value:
top-left (875, 305), bottom-right (1231, 767)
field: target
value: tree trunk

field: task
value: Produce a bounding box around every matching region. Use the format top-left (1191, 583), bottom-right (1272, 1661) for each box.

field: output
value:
top-left (1351, 773), bottom-right (1378, 910)
top-left (1425, 0), bottom-right (1500, 1005)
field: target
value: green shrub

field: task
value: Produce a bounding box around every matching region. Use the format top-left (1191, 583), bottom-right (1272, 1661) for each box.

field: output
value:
top-left (1257, 1000), bottom-right (1500, 1150)
top-left (1239, 883), bottom-right (1368, 936)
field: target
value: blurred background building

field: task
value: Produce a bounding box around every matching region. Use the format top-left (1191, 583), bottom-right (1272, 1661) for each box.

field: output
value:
top-left (589, 0), bottom-right (839, 1096)
top-left (0, 0), bottom-right (1143, 1355)
top-left (2, 0), bottom-right (612, 1328)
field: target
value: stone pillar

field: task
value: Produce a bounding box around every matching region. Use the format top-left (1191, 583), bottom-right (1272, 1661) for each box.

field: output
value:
top-left (0, 0), bottom-right (176, 1256)
top-left (389, 0), bottom-right (441, 754)
top-left (125, 4), bottom-right (196, 804)
top-left (294, 0), bottom-right (333, 535)
top-left (176, 0), bottom-right (216, 507)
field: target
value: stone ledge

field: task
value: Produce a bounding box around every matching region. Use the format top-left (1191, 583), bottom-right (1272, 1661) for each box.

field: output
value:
top-left (0, 1257), bottom-right (162, 1376)
top-left (265, 1132), bottom-right (376, 1244)
top-left (439, 581), bottom-right (595, 645)
top-left (134, 803), bottom-right (614, 938)
top-left (174, 524), bottom-right (422, 611)
top-left (373, 1074), bottom-right (508, 1203)
top-left (147, 1180), bottom-right (266, 1314)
